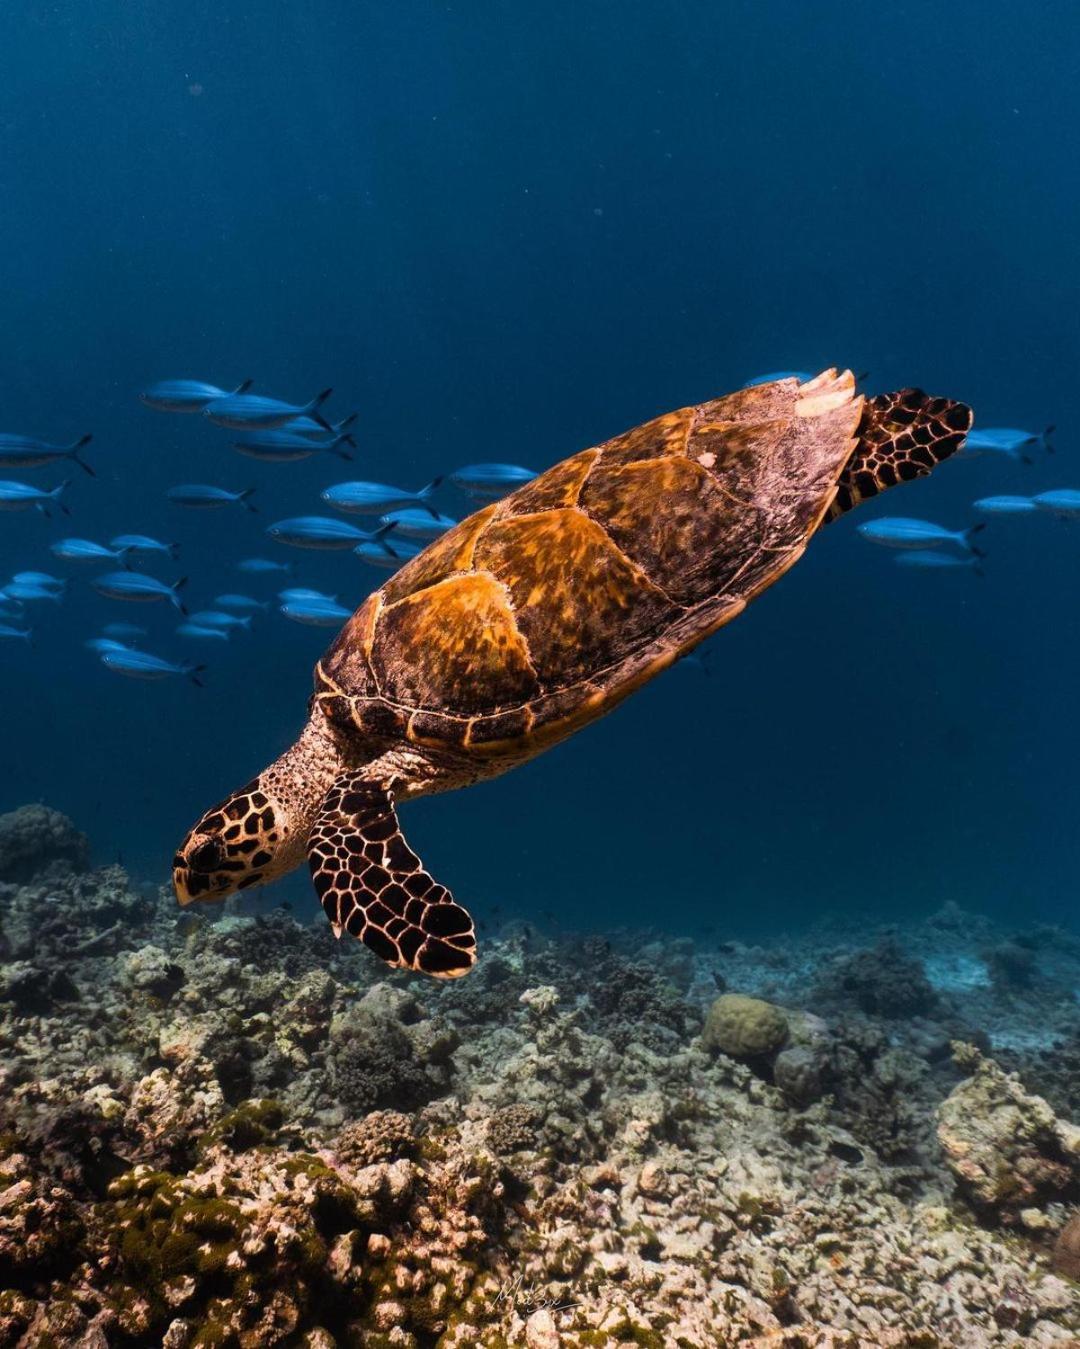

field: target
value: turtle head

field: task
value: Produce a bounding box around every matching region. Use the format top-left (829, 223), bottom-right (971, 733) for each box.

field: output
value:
top-left (173, 776), bottom-right (302, 904)
top-left (173, 718), bottom-right (347, 905)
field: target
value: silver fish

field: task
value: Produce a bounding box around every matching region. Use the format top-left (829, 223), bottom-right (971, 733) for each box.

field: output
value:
top-left (379, 506), bottom-right (457, 539)
top-left (322, 477), bottom-right (443, 516)
top-left (448, 463), bottom-right (537, 499)
top-left (110, 533), bottom-right (179, 558)
top-left (214, 594), bottom-right (269, 612)
top-left (204, 388), bottom-right (334, 431)
top-left (0, 432), bottom-right (93, 475)
top-left (93, 572), bottom-right (188, 613)
top-left (140, 378), bottom-right (252, 413)
top-left (232, 430), bottom-right (354, 462)
top-left (188, 609), bottom-right (251, 631)
top-left (101, 649), bottom-right (205, 684)
top-left (280, 599), bottom-right (352, 627)
top-left (0, 480), bottom-right (70, 516)
top-left (167, 484), bottom-right (257, 511)
top-left (51, 538), bottom-right (130, 564)
top-left (856, 518), bottom-right (986, 554)
top-left (176, 623), bottom-right (230, 642)
top-left (267, 516), bottom-right (395, 551)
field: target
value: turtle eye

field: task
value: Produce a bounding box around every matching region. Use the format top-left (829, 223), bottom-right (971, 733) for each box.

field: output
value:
top-left (189, 837), bottom-right (225, 873)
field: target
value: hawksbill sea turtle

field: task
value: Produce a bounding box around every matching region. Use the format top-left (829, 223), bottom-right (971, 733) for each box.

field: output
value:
top-left (174, 370), bottom-right (972, 977)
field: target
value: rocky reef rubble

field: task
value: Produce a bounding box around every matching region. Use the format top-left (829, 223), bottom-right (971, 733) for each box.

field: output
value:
top-left (0, 804), bottom-right (1078, 1347)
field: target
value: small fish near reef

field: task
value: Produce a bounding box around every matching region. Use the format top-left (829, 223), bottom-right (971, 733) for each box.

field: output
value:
top-left (167, 484), bottom-right (257, 511)
top-left (973, 495), bottom-right (1037, 516)
top-left (857, 517), bottom-right (985, 554)
top-left (101, 648), bottom-right (205, 685)
top-left (214, 594), bottom-right (269, 612)
top-left (960, 425), bottom-right (1054, 462)
top-left (187, 609), bottom-right (252, 632)
top-left (0, 480), bottom-right (70, 516)
top-left (51, 538), bottom-right (131, 564)
top-left (449, 463), bottom-right (538, 499)
top-left (11, 571), bottom-right (65, 592)
top-left (0, 432), bottom-right (94, 475)
top-left (175, 370), bottom-right (973, 979)
top-left (0, 623), bottom-right (32, 644)
top-left (354, 537), bottom-right (424, 568)
top-left (1032, 489), bottom-right (1080, 518)
top-left (321, 478), bottom-right (443, 516)
top-left (236, 557), bottom-right (295, 575)
top-left (110, 534), bottom-right (179, 559)
top-left (267, 516), bottom-right (396, 551)
top-left (232, 429), bottom-right (354, 463)
top-left (176, 623), bottom-right (230, 642)
top-left (280, 598), bottom-right (353, 627)
top-left (379, 507), bottom-right (458, 540)
top-left (140, 378), bottom-right (252, 413)
top-left (893, 550), bottom-right (984, 574)
top-left (204, 388), bottom-right (335, 432)
top-left (93, 571), bottom-right (188, 613)
top-left (742, 370), bottom-right (813, 388)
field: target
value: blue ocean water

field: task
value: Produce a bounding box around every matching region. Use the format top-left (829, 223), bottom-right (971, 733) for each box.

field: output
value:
top-left (1, 0), bottom-right (1076, 940)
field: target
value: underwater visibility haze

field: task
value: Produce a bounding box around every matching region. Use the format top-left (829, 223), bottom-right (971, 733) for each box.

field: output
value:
top-left (1, 3), bottom-right (1080, 1345)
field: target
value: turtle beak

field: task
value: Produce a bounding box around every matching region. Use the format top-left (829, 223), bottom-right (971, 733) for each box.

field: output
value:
top-left (172, 834), bottom-right (230, 905)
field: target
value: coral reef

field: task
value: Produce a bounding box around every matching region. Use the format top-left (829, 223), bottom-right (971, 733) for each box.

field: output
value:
top-left (1, 806), bottom-right (1079, 1346)
top-left (937, 1044), bottom-right (1080, 1222)
top-left (0, 803), bottom-right (89, 884)
top-left (700, 991), bottom-right (789, 1060)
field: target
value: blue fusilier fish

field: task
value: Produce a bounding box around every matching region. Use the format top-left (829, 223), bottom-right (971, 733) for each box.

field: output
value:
top-left (0, 623), bottom-right (31, 644)
top-left (322, 477), bottom-right (443, 516)
top-left (110, 533), bottom-right (179, 559)
top-left (167, 484), bottom-right (257, 512)
top-left (449, 463), bottom-right (537, 499)
top-left (0, 481), bottom-right (70, 516)
top-left (0, 432), bottom-right (94, 475)
top-left (85, 636), bottom-right (135, 654)
top-left (51, 538), bottom-right (131, 565)
top-left (857, 517), bottom-right (986, 554)
top-left (12, 570), bottom-right (65, 591)
top-left (278, 587), bottom-right (338, 603)
top-left (741, 370), bottom-right (814, 388)
top-left (973, 495), bottom-right (1037, 515)
top-left (104, 622), bottom-right (148, 640)
top-left (204, 388), bottom-right (334, 432)
top-left (176, 623), bottom-right (230, 642)
top-left (894, 550), bottom-right (983, 573)
top-left (236, 557), bottom-right (294, 575)
top-left (267, 516), bottom-right (396, 551)
top-left (101, 649), bottom-right (205, 685)
top-left (93, 572), bottom-right (188, 613)
top-left (214, 593), bottom-right (269, 612)
top-left (1032, 489), bottom-right (1080, 517)
top-left (961, 425), bottom-right (1054, 462)
top-left (3, 581), bottom-right (62, 603)
top-left (290, 412), bottom-right (358, 441)
top-left (232, 429), bottom-right (354, 463)
top-left (379, 506), bottom-right (457, 539)
top-left (354, 536), bottom-right (423, 568)
top-left (140, 378), bottom-right (253, 413)
top-left (280, 598), bottom-right (353, 627)
top-left (188, 609), bottom-right (251, 631)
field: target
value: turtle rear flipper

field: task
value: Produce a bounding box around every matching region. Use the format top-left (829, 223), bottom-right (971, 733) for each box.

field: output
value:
top-left (308, 775), bottom-right (476, 978)
top-left (827, 389), bottom-right (974, 520)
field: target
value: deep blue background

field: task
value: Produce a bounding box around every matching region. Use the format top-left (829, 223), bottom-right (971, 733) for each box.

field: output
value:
top-left (1, 1), bottom-right (1077, 937)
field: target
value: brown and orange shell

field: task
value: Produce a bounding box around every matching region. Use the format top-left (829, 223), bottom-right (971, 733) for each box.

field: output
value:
top-left (316, 370), bottom-right (864, 757)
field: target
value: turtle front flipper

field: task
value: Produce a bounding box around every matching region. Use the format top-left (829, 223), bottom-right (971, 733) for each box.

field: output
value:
top-left (307, 774), bottom-right (476, 978)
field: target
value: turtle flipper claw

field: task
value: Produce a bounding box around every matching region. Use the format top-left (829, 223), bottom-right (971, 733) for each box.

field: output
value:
top-left (307, 774), bottom-right (476, 978)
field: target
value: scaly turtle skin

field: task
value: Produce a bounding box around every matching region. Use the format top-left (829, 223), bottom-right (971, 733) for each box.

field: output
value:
top-left (174, 370), bottom-right (972, 978)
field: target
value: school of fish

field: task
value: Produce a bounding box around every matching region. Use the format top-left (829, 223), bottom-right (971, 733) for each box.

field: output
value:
top-left (0, 371), bottom-right (1064, 671)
